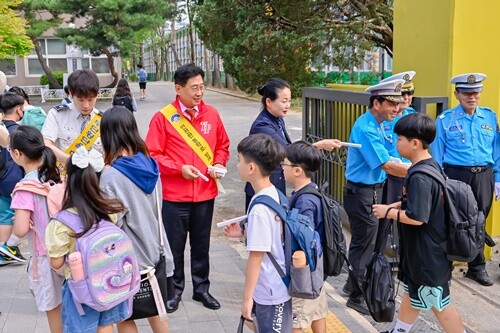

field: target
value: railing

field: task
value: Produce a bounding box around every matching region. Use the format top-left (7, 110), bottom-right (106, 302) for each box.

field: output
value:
top-left (19, 85), bottom-right (49, 96)
top-left (18, 86), bottom-right (115, 103)
top-left (302, 87), bottom-right (448, 205)
top-left (41, 88), bottom-right (116, 103)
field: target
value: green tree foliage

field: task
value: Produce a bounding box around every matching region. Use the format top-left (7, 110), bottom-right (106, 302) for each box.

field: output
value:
top-left (20, 0), bottom-right (64, 88)
top-left (55, 0), bottom-right (174, 87)
top-left (0, 0), bottom-right (33, 59)
top-left (196, 0), bottom-right (393, 93)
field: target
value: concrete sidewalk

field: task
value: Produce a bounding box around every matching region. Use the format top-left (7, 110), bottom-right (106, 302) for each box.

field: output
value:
top-left (1, 81), bottom-right (499, 332)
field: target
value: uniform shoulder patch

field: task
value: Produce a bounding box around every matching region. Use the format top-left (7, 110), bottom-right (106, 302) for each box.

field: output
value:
top-left (53, 104), bottom-right (70, 112)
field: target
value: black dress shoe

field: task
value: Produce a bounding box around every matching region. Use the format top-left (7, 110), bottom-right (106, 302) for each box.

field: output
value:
top-left (465, 269), bottom-right (494, 286)
top-left (166, 294), bottom-right (182, 313)
top-left (192, 292), bottom-right (221, 310)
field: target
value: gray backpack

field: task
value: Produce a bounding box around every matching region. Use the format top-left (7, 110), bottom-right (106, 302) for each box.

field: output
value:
top-left (408, 164), bottom-right (483, 262)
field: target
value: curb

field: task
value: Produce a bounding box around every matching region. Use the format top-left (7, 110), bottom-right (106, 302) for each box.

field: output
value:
top-left (205, 87), bottom-right (261, 103)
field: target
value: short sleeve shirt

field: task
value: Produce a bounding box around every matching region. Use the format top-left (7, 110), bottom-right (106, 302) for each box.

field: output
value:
top-left (41, 103), bottom-right (102, 154)
top-left (400, 158), bottom-right (451, 286)
top-left (246, 186), bottom-right (290, 305)
top-left (345, 110), bottom-right (390, 184)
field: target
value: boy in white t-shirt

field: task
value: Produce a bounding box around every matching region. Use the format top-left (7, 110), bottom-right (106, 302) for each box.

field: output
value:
top-left (235, 133), bottom-right (292, 332)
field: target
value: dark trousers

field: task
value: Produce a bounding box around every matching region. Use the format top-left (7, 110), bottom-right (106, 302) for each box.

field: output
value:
top-left (444, 165), bottom-right (493, 271)
top-left (343, 181), bottom-right (384, 300)
top-left (375, 175), bottom-right (405, 253)
top-left (162, 199), bottom-right (215, 296)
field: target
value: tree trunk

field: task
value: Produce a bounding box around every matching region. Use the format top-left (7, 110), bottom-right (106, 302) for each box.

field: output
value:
top-left (203, 47), bottom-right (211, 85)
top-left (169, 21), bottom-right (182, 68)
top-left (102, 47), bottom-right (118, 88)
top-left (187, 1), bottom-right (195, 63)
top-left (31, 37), bottom-right (60, 89)
top-left (159, 52), bottom-right (165, 81)
top-left (226, 74), bottom-right (235, 90)
top-left (213, 54), bottom-right (221, 89)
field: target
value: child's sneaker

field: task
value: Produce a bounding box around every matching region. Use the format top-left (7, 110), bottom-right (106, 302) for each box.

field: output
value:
top-left (0, 244), bottom-right (26, 262)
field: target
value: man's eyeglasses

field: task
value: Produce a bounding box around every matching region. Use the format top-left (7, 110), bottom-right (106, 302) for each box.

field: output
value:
top-left (402, 91), bottom-right (414, 96)
top-left (189, 85), bottom-right (205, 93)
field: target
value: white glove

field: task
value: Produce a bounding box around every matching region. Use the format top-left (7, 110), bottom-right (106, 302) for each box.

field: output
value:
top-left (389, 156), bottom-right (402, 164)
top-left (495, 182), bottom-right (500, 200)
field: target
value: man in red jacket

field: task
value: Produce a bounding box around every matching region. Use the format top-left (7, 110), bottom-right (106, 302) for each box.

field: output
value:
top-left (146, 63), bottom-right (230, 312)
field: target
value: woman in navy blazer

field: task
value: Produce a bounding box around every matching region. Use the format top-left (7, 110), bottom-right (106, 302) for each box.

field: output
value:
top-left (245, 78), bottom-right (341, 209)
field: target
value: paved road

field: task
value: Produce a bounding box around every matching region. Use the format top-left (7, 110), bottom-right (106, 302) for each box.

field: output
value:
top-left (1, 81), bottom-right (499, 332)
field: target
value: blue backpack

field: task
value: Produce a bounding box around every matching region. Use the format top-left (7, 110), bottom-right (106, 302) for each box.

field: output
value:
top-left (248, 191), bottom-right (323, 299)
top-left (138, 70), bottom-right (147, 82)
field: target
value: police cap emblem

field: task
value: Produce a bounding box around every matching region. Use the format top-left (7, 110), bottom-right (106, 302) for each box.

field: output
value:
top-left (467, 75), bottom-right (476, 84)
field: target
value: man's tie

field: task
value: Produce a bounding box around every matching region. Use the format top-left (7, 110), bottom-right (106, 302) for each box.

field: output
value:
top-left (80, 115), bottom-right (91, 132)
top-left (186, 108), bottom-right (196, 122)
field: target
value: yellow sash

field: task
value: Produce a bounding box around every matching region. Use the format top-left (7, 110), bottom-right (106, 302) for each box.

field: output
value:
top-left (56, 114), bottom-right (102, 173)
top-left (160, 104), bottom-right (214, 166)
top-left (161, 105), bottom-right (225, 192)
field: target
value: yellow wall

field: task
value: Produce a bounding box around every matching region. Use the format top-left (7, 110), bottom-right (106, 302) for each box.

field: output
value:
top-left (394, 0), bottom-right (500, 255)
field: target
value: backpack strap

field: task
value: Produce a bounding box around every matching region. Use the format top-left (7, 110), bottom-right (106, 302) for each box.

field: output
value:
top-left (288, 183), bottom-right (321, 209)
top-left (247, 191), bottom-right (290, 285)
top-left (53, 210), bottom-right (84, 234)
top-left (407, 164), bottom-right (449, 248)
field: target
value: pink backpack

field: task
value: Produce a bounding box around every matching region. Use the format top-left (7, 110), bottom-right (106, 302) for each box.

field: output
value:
top-left (12, 179), bottom-right (65, 217)
top-left (11, 179), bottom-right (66, 279)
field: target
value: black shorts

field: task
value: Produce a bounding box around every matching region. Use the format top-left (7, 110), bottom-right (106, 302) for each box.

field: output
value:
top-left (139, 82), bottom-right (146, 89)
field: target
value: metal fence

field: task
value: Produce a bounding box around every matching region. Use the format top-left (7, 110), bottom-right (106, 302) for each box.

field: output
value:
top-left (302, 87), bottom-right (448, 204)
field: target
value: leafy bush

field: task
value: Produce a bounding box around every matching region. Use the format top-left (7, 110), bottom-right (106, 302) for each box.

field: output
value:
top-left (40, 71), bottom-right (65, 88)
top-left (128, 73), bottom-right (137, 82)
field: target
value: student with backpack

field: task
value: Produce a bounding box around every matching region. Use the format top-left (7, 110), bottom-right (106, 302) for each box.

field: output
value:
top-left (0, 92), bottom-right (26, 265)
top-left (45, 147), bottom-right (136, 333)
top-left (9, 86), bottom-right (47, 130)
top-left (283, 141), bottom-right (328, 333)
top-left (112, 79), bottom-right (137, 112)
top-left (9, 126), bottom-right (64, 333)
top-left (99, 106), bottom-right (174, 333)
top-left (373, 113), bottom-right (465, 333)
top-left (136, 65), bottom-right (147, 101)
top-left (234, 133), bottom-right (292, 332)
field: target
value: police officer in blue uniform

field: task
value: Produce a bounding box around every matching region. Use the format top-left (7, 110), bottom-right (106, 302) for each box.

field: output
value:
top-left (376, 71), bottom-right (417, 255)
top-left (431, 73), bottom-right (499, 286)
top-left (343, 79), bottom-right (409, 315)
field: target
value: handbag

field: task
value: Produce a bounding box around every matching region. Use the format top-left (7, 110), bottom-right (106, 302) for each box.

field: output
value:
top-left (128, 185), bottom-right (169, 321)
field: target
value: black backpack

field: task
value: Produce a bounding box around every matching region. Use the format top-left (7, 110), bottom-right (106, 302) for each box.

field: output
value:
top-left (113, 96), bottom-right (134, 112)
top-left (408, 164), bottom-right (483, 262)
top-left (0, 148), bottom-right (7, 179)
top-left (363, 252), bottom-right (396, 322)
top-left (289, 182), bottom-right (347, 277)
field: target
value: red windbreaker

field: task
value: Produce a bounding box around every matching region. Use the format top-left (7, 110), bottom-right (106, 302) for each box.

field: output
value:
top-left (145, 98), bottom-right (230, 202)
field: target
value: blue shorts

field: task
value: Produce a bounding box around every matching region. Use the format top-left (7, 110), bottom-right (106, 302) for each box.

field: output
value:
top-left (0, 196), bottom-right (14, 226)
top-left (62, 283), bottom-right (131, 333)
top-left (403, 280), bottom-right (451, 312)
top-left (253, 299), bottom-right (292, 333)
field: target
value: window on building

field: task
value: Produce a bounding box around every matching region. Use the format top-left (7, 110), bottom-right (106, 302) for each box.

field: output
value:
top-left (0, 59), bottom-right (16, 75)
top-left (26, 38), bottom-right (111, 75)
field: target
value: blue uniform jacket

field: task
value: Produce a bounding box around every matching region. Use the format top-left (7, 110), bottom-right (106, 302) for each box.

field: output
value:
top-left (345, 110), bottom-right (390, 184)
top-left (430, 104), bottom-right (500, 182)
top-left (381, 107), bottom-right (416, 162)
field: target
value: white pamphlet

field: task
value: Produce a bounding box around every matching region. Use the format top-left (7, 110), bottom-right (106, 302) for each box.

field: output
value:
top-left (216, 215), bottom-right (248, 228)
